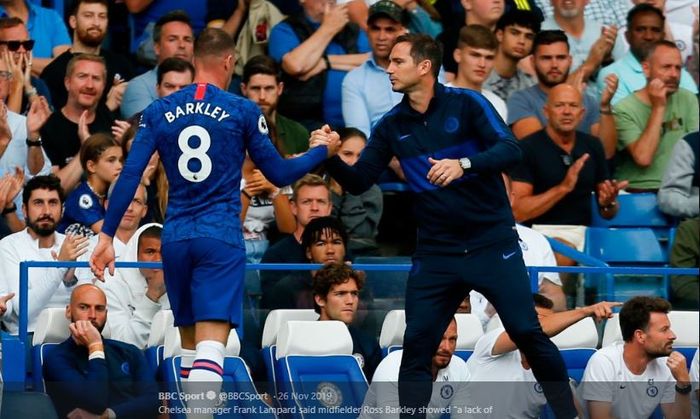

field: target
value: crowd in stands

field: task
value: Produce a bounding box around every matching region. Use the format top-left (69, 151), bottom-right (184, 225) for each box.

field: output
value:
top-left (0, 0), bottom-right (697, 416)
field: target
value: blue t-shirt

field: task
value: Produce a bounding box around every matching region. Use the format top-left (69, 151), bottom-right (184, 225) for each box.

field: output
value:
top-left (58, 181), bottom-right (104, 237)
top-left (103, 83), bottom-right (327, 248)
top-left (0, 2), bottom-right (70, 58)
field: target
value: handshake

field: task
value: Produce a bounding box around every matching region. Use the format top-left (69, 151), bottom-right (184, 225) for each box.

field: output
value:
top-left (308, 124), bottom-right (341, 158)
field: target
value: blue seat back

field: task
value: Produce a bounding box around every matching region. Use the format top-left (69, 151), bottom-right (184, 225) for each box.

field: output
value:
top-left (585, 228), bottom-right (667, 264)
top-left (589, 193), bottom-right (672, 229)
top-left (32, 343), bottom-right (60, 392)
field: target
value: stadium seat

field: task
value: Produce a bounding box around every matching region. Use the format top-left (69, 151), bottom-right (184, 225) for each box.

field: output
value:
top-left (454, 313), bottom-right (483, 361)
top-left (601, 314), bottom-right (623, 347)
top-left (379, 310), bottom-right (405, 356)
top-left (550, 317), bottom-right (598, 383)
top-left (260, 309), bottom-right (319, 400)
top-left (31, 308), bottom-right (71, 392)
top-left (144, 310), bottom-right (173, 374)
top-left (589, 193), bottom-right (673, 230)
top-left (275, 320), bottom-right (368, 419)
top-left (353, 256), bottom-right (411, 300)
top-left (162, 326), bottom-right (241, 360)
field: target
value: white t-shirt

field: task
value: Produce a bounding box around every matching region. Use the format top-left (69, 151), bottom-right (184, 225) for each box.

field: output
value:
top-left (691, 348), bottom-right (699, 419)
top-left (462, 328), bottom-right (546, 418)
top-left (359, 350), bottom-right (469, 419)
top-left (444, 82), bottom-right (508, 122)
top-left (579, 343), bottom-right (676, 419)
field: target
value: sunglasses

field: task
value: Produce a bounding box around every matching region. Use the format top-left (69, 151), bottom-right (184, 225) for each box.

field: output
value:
top-left (0, 40), bottom-right (35, 52)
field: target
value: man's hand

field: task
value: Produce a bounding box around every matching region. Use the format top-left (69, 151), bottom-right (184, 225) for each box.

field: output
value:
top-left (596, 179), bottom-right (629, 207)
top-left (105, 79), bottom-right (128, 112)
top-left (78, 110), bottom-right (91, 143)
top-left (648, 78), bottom-right (668, 108)
top-left (69, 319), bottom-right (103, 347)
top-left (560, 153), bottom-right (589, 192)
top-left (3, 166), bottom-right (24, 206)
top-left (26, 95), bottom-right (51, 139)
top-left (245, 169), bottom-right (276, 196)
top-left (53, 234), bottom-right (90, 262)
top-left (90, 232), bottom-right (116, 281)
top-left (0, 292), bottom-right (15, 316)
top-left (666, 351), bottom-right (690, 385)
top-left (321, 3), bottom-right (349, 35)
top-left (587, 25), bottom-right (617, 68)
top-left (426, 157), bottom-right (463, 187)
top-left (600, 74), bottom-right (619, 108)
top-left (111, 120), bottom-right (131, 144)
top-left (66, 408), bottom-right (102, 419)
top-left (309, 124), bottom-right (341, 157)
top-left (145, 270), bottom-right (167, 302)
top-left (0, 102), bottom-right (12, 150)
top-left (583, 301), bottom-right (621, 322)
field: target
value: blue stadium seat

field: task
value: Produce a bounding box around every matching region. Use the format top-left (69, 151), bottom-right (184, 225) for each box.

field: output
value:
top-left (589, 193), bottom-right (673, 229)
top-left (143, 310), bottom-right (173, 375)
top-left (454, 313), bottom-right (483, 361)
top-left (378, 310), bottom-right (405, 357)
top-left (275, 321), bottom-right (368, 419)
top-left (353, 256), bottom-right (411, 300)
top-left (550, 318), bottom-right (598, 383)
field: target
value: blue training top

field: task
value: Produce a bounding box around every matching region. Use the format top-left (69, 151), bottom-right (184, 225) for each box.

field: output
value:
top-left (103, 83), bottom-right (327, 247)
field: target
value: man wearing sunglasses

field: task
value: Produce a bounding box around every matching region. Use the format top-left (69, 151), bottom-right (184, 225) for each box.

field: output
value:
top-left (0, 0), bottom-right (70, 75)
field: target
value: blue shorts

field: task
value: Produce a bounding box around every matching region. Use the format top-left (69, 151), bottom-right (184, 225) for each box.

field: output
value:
top-left (162, 238), bottom-right (245, 327)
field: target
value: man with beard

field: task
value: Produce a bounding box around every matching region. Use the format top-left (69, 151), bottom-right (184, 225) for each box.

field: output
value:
top-left (597, 4), bottom-right (698, 106)
top-left (43, 284), bottom-right (159, 419)
top-left (507, 30), bottom-right (618, 158)
top-left (40, 0), bottom-right (134, 110)
top-left (579, 296), bottom-right (692, 419)
top-left (613, 40), bottom-right (699, 192)
top-left (0, 175), bottom-right (90, 334)
top-left (40, 54), bottom-right (115, 192)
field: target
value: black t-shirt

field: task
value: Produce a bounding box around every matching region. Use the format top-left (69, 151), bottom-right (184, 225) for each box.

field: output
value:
top-left (40, 48), bottom-right (135, 109)
top-left (510, 129), bottom-right (609, 225)
top-left (348, 325), bottom-right (382, 381)
top-left (40, 105), bottom-right (116, 168)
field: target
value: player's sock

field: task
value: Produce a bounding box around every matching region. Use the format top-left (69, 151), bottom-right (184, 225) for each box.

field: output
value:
top-left (186, 340), bottom-right (225, 419)
top-left (179, 348), bottom-right (195, 382)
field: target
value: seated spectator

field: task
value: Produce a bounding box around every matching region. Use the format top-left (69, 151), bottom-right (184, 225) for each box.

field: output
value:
top-left (265, 215), bottom-right (349, 309)
top-left (260, 173), bottom-right (332, 306)
top-left (268, 0), bottom-right (371, 129)
top-left (464, 294), bottom-right (617, 418)
top-left (579, 296), bottom-right (692, 419)
top-left (386, 0), bottom-right (442, 38)
top-left (328, 128), bottom-right (383, 257)
top-left (240, 55), bottom-right (310, 156)
top-left (597, 4), bottom-right (698, 106)
top-left (534, 0), bottom-right (628, 29)
top-left (630, 0), bottom-right (695, 63)
top-left (658, 131), bottom-right (699, 218)
top-left (0, 167), bottom-right (24, 237)
top-left (342, 0), bottom-right (408, 137)
top-left (438, 0), bottom-right (506, 80)
top-left (312, 263), bottom-right (381, 380)
top-left (121, 10), bottom-right (194, 119)
top-left (449, 24), bottom-right (508, 121)
top-left (668, 217), bottom-right (699, 310)
top-left (58, 133), bottom-right (123, 237)
top-left (100, 224), bottom-right (168, 349)
top-left (510, 84), bottom-right (627, 252)
top-left (507, 30), bottom-right (618, 158)
top-left (359, 317), bottom-right (469, 417)
top-left (0, 175), bottom-right (89, 334)
top-left (40, 54), bottom-right (116, 193)
top-left (0, 0), bottom-right (70, 76)
top-left (0, 17), bottom-right (53, 114)
top-left (614, 40), bottom-right (699, 192)
top-left (43, 284), bottom-right (159, 419)
top-left (484, 10), bottom-right (541, 102)
top-left (541, 0), bottom-right (625, 76)
top-left (40, 0), bottom-right (134, 111)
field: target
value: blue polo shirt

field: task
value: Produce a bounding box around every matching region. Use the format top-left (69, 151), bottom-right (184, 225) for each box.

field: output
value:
top-left (0, 2), bottom-right (70, 58)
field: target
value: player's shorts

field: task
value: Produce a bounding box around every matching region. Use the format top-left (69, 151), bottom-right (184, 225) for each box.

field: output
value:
top-left (162, 238), bottom-right (245, 327)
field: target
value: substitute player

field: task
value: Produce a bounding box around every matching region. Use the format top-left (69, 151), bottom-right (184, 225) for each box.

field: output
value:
top-left (90, 28), bottom-right (338, 416)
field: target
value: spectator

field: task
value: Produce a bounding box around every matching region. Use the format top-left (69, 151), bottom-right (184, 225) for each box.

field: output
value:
top-left (388, 0), bottom-right (442, 37)
top-left (241, 55), bottom-right (310, 156)
top-left (630, 0), bottom-right (695, 64)
top-left (438, 0), bottom-right (506, 79)
top-left (0, 167), bottom-right (24, 237)
top-left (0, 175), bottom-right (89, 334)
top-left (259, 174), bottom-right (332, 307)
top-left (358, 317), bottom-right (469, 417)
top-left (449, 24), bottom-right (508, 120)
top-left (614, 40), bottom-right (699, 192)
top-left (312, 263), bottom-right (382, 380)
top-left (597, 4), bottom-right (698, 106)
top-left (0, 17), bottom-right (53, 114)
top-left (510, 84), bottom-right (627, 251)
top-left (0, 0), bottom-right (70, 76)
top-left (40, 0), bottom-right (135, 111)
top-left (541, 0), bottom-right (625, 76)
top-left (43, 284), bottom-right (159, 419)
top-left (58, 133), bottom-right (122, 237)
top-left (100, 223), bottom-right (169, 349)
top-left (534, 0), bottom-right (628, 29)
top-left (668, 217), bottom-right (699, 310)
top-left (658, 131), bottom-right (699, 218)
top-left (484, 10), bottom-right (541, 102)
top-left (268, 0), bottom-right (371, 129)
top-left (342, 0), bottom-right (408, 137)
top-left (40, 54), bottom-right (116, 193)
top-left (328, 128), bottom-right (383, 257)
top-left (507, 30), bottom-right (618, 158)
top-left (120, 10), bottom-right (194, 119)
top-left (579, 296), bottom-right (692, 419)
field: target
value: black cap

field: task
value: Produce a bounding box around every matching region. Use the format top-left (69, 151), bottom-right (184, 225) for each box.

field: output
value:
top-left (368, 0), bottom-right (407, 25)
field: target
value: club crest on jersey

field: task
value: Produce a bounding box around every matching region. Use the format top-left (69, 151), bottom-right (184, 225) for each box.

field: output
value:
top-left (258, 115), bottom-right (269, 134)
top-left (79, 194), bottom-right (93, 209)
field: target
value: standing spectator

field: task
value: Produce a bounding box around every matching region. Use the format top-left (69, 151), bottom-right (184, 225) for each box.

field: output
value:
top-left (268, 0), bottom-right (371, 129)
top-left (658, 131), bottom-right (699, 218)
top-left (0, 0), bottom-right (70, 76)
top-left (668, 217), bottom-right (699, 310)
top-left (40, 0), bottom-right (135, 111)
top-left (614, 40), bottom-right (699, 192)
top-left (534, 0), bottom-right (628, 29)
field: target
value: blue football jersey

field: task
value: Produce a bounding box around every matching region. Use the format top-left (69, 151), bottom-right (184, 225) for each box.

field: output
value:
top-left (103, 83), bottom-right (326, 247)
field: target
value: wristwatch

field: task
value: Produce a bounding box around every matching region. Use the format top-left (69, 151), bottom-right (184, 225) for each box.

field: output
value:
top-left (458, 157), bottom-right (471, 171)
top-left (675, 383), bottom-right (692, 394)
top-left (26, 137), bottom-right (43, 147)
top-left (1, 203), bottom-right (17, 215)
